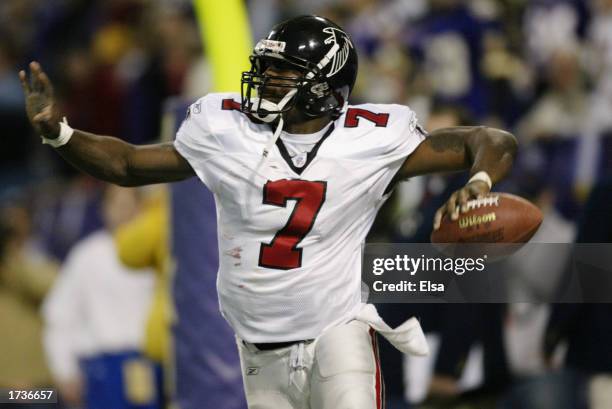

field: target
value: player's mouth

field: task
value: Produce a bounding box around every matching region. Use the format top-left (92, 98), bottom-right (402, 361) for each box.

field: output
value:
top-left (259, 82), bottom-right (299, 102)
top-left (259, 90), bottom-right (287, 104)
top-left (264, 96), bottom-right (282, 104)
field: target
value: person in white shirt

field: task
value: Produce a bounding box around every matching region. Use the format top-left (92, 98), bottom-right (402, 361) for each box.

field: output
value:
top-left (42, 186), bottom-right (158, 409)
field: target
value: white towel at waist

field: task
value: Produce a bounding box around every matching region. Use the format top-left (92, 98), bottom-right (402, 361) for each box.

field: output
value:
top-left (355, 303), bottom-right (429, 356)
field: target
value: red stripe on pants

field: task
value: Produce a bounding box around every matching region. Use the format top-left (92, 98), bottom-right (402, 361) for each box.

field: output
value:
top-left (369, 328), bottom-right (383, 409)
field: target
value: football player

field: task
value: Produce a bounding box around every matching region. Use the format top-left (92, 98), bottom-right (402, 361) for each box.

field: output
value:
top-left (21, 15), bottom-right (516, 409)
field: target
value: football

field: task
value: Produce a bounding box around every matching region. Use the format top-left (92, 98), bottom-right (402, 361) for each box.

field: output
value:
top-left (430, 193), bottom-right (543, 244)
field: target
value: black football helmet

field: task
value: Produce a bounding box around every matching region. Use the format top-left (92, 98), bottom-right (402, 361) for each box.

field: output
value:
top-left (241, 15), bottom-right (358, 120)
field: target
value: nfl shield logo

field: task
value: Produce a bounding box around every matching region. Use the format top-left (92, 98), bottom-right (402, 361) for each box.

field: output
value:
top-left (293, 153), bottom-right (307, 168)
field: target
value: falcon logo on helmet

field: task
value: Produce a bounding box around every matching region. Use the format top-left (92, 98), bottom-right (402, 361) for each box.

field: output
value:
top-left (323, 27), bottom-right (354, 78)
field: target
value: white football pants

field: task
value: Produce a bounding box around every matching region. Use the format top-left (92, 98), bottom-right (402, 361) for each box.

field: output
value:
top-left (237, 320), bottom-right (384, 409)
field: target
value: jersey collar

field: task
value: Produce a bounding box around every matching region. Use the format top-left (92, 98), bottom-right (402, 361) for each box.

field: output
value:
top-left (274, 123), bottom-right (335, 175)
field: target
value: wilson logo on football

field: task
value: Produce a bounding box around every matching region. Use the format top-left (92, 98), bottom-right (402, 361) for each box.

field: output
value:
top-left (458, 212), bottom-right (497, 229)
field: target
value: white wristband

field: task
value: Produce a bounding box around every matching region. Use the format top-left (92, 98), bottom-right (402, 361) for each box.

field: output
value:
top-left (468, 171), bottom-right (492, 190)
top-left (41, 117), bottom-right (74, 148)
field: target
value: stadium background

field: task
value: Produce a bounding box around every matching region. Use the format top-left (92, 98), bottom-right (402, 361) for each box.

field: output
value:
top-left (1, 0), bottom-right (612, 408)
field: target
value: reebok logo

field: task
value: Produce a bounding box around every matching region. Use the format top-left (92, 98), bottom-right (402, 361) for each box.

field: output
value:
top-left (247, 367), bottom-right (259, 375)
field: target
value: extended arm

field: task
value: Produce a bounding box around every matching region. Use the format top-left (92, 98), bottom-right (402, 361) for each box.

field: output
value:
top-left (396, 126), bottom-right (517, 229)
top-left (20, 62), bottom-right (194, 186)
top-left (55, 134), bottom-right (194, 186)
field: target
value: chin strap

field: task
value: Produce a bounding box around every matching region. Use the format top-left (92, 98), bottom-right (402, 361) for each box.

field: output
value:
top-left (249, 88), bottom-right (298, 177)
top-left (261, 89), bottom-right (297, 158)
top-left (263, 116), bottom-right (284, 158)
top-left (246, 89), bottom-right (298, 220)
top-left (249, 88), bottom-right (298, 124)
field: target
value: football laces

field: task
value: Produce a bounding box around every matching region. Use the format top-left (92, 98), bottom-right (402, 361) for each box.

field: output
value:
top-left (465, 195), bottom-right (500, 210)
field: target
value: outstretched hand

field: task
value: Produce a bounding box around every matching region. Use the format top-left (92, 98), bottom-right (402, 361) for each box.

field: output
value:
top-left (433, 180), bottom-right (490, 230)
top-left (19, 61), bottom-right (62, 139)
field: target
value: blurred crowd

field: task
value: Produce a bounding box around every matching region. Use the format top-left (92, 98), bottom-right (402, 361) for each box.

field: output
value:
top-left (2, 0), bottom-right (612, 408)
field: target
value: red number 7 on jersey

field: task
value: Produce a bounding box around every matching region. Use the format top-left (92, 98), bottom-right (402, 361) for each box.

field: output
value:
top-left (259, 179), bottom-right (327, 270)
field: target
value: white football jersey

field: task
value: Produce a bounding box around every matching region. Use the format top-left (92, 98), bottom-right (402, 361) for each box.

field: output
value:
top-left (174, 93), bottom-right (426, 343)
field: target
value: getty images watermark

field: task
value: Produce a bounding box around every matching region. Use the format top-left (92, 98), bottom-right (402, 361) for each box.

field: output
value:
top-left (370, 254), bottom-right (488, 293)
top-left (362, 243), bottom-right (612, 303)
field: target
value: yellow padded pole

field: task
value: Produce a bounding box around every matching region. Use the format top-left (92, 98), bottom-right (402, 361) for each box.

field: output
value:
top-left (193, 0), bottom-right (253, 92)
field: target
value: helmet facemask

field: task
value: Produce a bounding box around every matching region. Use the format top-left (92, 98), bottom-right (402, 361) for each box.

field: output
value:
top-left (241, 53), bottom-right (341, 122)
top-left (241, 56), bottom-right (306, 122)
